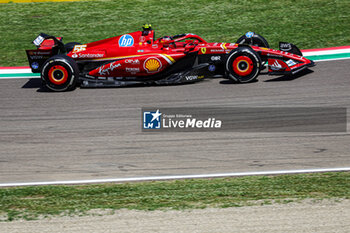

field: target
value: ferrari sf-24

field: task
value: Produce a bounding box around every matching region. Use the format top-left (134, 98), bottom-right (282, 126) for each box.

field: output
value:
top-left (26, 24), bottom-right (315, 91)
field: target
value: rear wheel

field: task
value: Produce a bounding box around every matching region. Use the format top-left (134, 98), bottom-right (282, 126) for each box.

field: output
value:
top-left (225, 46), bottom-right (262, 83)
top-left (64, 42), bottom-right (81, 53)
top-left (41, 55), bottom-right (79, 92)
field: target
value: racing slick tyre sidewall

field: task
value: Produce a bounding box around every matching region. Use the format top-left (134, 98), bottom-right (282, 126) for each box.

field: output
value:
top-left (41, 55), bottom-right (79, 92)
top-left (225, 46), bottom-right (262, 83)
top-left (236, 33), bottom-right (269, 48)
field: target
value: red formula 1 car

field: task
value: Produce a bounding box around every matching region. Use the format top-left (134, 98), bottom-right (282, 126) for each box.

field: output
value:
top-left (26, 24), bottom-right (315, 91)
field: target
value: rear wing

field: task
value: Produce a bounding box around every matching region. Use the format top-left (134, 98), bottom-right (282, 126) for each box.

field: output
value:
top-left (26, 33), bottom-right (65, 73)
top-left (32, 33), bottom-right (65, 51)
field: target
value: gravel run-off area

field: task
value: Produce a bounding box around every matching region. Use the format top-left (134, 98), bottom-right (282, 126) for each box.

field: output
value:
top-left (1, 199), bottom-right (349, 233)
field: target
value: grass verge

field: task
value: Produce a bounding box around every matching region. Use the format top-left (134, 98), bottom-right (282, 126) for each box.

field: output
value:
top-left (0, 0), bottom-right (350, 66)
top-left (0, 172), bottom-right (349, 221)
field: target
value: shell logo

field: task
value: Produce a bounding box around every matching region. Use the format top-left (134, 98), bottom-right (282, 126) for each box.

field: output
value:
top-left (144, 57), bottom-right (162, 73)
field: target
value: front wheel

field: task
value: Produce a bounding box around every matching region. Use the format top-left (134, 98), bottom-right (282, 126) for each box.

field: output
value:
top-left (225, 46), bottom-right (262, 83)
top-left (41, 55), bottom-right (79, 92)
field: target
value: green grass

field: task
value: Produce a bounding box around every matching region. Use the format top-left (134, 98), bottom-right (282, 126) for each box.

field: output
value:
top-left (0, 0), bottom-right (349, 66)
top-left (0, 172), bottom-right (349, 221)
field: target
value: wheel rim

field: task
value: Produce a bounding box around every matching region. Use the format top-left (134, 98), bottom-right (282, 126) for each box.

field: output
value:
top-left (48, 65), bottom-right (68, 85)
top-left (232, 56), bottom-right (254, 76)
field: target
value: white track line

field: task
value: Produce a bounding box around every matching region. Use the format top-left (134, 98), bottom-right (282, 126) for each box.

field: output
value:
top-left (0, 76), bottom-right (40, 79)
top-left (0, 69), bottom-right (32, 74)
top-left (310, 57), bottom-right (350, 62)
top-left (1, 167), bottom-right (349, 187)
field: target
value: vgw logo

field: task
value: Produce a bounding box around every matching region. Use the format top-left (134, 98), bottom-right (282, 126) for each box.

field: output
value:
top-left (143, 109), bottom-right (162, 129)
top-left (118, 34), bottom-right (134, 47)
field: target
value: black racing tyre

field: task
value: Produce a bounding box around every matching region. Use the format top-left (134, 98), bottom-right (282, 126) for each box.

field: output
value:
top-left (41, 54), bottom-right (79, 92)
top-left (236, 33), bottom-right (269, 48)
top-left (64, 42), bottom-right (81, 53)
top-left (225, 46), bottom-right (262, 83)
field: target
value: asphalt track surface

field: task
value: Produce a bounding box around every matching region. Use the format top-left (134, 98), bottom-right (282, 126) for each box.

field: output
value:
top-left (0, 59), bottom-right (349, 184)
